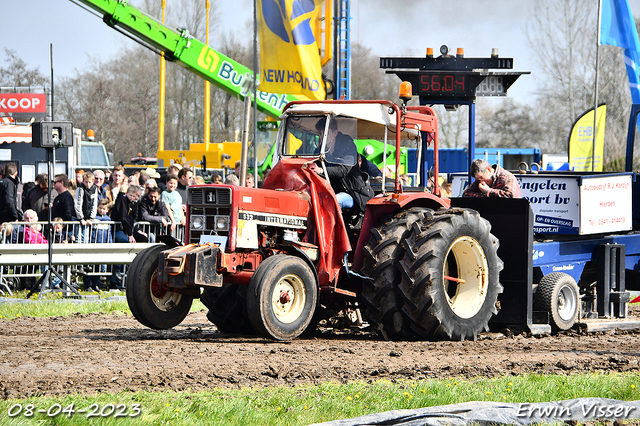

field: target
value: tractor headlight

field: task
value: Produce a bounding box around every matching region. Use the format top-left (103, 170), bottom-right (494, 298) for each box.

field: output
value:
top-left (191, 215), bottom-right (205, 230)
top-left (215, 215), bottom-right (230, 231)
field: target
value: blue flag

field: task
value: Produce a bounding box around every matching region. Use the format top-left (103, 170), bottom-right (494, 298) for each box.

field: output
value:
top-left (600, 0), bottom-right (640, 103)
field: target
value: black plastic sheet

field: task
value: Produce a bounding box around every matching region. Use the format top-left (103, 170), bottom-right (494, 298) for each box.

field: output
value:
top-left (313, 398), bottom-right (640, 425)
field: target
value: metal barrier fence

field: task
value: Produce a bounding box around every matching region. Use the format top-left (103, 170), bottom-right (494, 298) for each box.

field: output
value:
top-left (135, 221), bottom-right (185, 243)
top-left (0, 220), bottom-right (184, 294)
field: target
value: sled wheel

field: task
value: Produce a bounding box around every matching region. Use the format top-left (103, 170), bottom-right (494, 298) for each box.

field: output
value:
top-left (359, 208), bottom-right (433, 339)
top-left (247, 255), bottom-right (317, 340)
top-left (398, 208), bottom-right (503, 341)
top-left (126, 244), bottom-right (193, 329)
top-left (201, 284), bottom-right (254, 334)
top-left (534, 272), bottom-right (580, 331)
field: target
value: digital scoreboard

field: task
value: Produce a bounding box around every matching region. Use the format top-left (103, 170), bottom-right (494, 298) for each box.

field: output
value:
top-left (418, 73), bottom-right (473, 97)
top-left (380, 50), bottom-right (529, 102)
top-left (390, 71), bottom-right (525, 101)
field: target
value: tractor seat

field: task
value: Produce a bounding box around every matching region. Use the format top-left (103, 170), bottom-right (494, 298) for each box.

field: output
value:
top-left (342, 206), bottom-right (364, 230)
top-left (342, 171), bottom-right (370, 230)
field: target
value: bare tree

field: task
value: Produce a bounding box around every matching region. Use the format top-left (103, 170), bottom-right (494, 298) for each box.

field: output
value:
top-left (433, 106), bottom-right (469, 149)
top-left (57, 45), bottom-right (160, 162)
top-left (527, 0), bottom-right (595, 125)
top-left (350, 42), bottom-right (398, 101)
top-left (476, 99), bottom-right (549, 150)
top-left (55, 0), bottom-right (252, 163)
top-left (0, 49), bottom-right (49, 88)
top-left (207, 33), bottom-right (252, 144)
top-left (526, 0), bottom-right (632, 168)
top-left (0, 48), bottom-right (51, 120)
top-left (160, 0), bottom-right (212, 150)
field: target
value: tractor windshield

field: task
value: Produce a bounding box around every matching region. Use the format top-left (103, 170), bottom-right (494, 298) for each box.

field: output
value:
top-left (282, 115), bottom-right (323, 156)
top-left (282, 115), bottom-right (357, 167)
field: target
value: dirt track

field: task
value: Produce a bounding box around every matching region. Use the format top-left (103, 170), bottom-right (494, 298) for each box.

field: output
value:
top-left (1, 308), bottom-right (640, 399)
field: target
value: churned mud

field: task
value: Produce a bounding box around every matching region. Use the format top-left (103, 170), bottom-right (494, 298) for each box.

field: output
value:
top-left (1, 307), bottom-right (640, 398)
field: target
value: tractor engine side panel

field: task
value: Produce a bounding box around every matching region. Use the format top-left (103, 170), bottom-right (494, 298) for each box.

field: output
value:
top-left (187, 184), bottom-right (310, 251)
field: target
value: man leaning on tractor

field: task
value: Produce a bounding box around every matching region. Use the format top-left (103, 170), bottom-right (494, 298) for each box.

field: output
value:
top-left (463, 159), bottom-right (522, 198)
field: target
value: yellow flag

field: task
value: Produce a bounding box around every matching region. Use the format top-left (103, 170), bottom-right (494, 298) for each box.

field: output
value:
top-left (258, 0), bottom-right (326, 100)
top-left (568, 105), bottom-right (606, 171)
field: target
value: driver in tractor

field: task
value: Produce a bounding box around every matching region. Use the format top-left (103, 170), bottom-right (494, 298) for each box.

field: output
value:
top-left (308, 117), bottom-right (373, 215)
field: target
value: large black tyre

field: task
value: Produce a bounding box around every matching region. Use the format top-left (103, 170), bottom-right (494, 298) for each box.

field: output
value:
top-left (398, 208), bottom-right (503, 341)
top-left (125, 246), bottom-right (157, 329)
top-left (201, 284), bottom-right (254, 334)
top-left (247, 255), bottom-right (317, 340)
top-left (534, 272), bottom-right (580, 331)
top-left (126, 244), bottom-right (193, 329)
top-left (359, 207), bottom-right (433, 339)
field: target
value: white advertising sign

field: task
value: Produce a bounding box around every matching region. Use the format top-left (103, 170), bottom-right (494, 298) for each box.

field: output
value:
top-left (450, 173), bottom-right (632, 235)
top-left (579, 174), bottom-right (632, 234)
top-left (517, 176), bottom-right (581, 234)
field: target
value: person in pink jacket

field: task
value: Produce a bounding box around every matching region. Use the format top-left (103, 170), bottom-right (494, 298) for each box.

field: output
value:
top-left (23, 209), bottom-right (47, 244)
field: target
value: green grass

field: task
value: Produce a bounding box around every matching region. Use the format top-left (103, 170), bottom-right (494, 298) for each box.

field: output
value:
top-left (0, 290), bottom-right (205, 319)
top-left (0, 374), bottom-right (638, 425)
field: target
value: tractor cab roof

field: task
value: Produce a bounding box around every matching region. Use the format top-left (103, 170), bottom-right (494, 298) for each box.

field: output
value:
top-left (282, 102), bottom-right (423, 141)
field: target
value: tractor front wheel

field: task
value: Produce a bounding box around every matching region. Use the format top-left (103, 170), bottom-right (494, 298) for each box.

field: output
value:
top-left (126, 244), bottom-right (193, 329)
top-left (247, 255), bottom-right (317, 340)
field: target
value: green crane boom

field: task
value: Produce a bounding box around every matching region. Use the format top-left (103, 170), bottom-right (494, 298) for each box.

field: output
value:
top-left (71, 0), bottom-right (305, 118)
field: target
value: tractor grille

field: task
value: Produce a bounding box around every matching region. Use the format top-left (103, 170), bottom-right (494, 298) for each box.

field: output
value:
top-left (189, 187), bottom-right (232, 206)
top-left (188, 187), bottom-right (232, 244)
top-left (190, 189), bottom-right (203, 204)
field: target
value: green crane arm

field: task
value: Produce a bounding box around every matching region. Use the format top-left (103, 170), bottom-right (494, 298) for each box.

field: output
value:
top-left (70, 0), bottom-right (305, 118)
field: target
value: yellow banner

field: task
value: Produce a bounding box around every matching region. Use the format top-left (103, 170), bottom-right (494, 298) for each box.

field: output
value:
top-left (258, 0), bottom-right (325, 100)
top-left (568, 105), bottom-right (607, 171)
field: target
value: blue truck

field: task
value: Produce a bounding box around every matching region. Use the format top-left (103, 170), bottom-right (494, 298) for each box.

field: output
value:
top-left (409, 146), bottom-right (542, 175)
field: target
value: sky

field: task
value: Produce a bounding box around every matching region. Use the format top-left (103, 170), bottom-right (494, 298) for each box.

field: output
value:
top-left (2, 0), bottom-right (640, 107)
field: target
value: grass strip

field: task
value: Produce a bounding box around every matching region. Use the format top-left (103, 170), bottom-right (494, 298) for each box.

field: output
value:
top-left (0, 373), bottom-right (638, 425)
top-left (0, 291), bottom-right (205, 319)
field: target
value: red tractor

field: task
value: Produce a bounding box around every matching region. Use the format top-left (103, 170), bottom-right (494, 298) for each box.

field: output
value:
top-left (126, 95), bottom-right (503, 341)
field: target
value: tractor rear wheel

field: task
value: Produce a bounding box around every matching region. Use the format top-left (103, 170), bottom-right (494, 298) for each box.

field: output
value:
top-left (126, 244), bottom-right (193, 329)
top-left (247, 255), bottom-right (317, 340)
top-left (359, 208), bottom-right (433, 339)
top-left (534, 272), bottom-right (580, 331)
top-left (201, 284), bottom-right (254, 334)
top-left (398, 208), bottom-right (503, 341)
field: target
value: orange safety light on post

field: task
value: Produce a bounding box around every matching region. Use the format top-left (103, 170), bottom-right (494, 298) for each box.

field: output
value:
top-left (86, 129), bottom-right (95, 141)
top-left (399, 81), bottom-right (413, 105)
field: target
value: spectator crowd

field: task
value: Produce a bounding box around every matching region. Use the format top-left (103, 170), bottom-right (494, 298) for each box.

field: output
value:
top-left (0, 163), bottom-right (196, 234)
top-left (0, 160), bottom-right (273, 247)
top-left (0, 162), bottom-right (196, 291)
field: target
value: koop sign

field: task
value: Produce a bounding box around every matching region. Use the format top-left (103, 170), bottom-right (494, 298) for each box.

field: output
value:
top-left (0, 94), bottom-right (47, 117)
